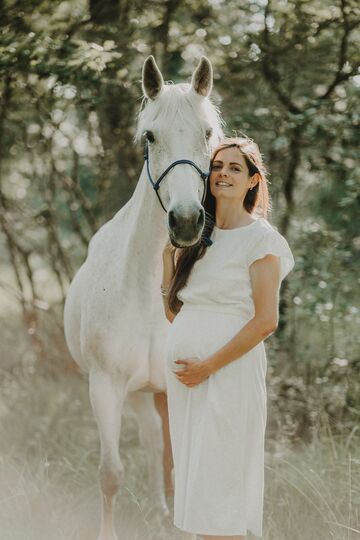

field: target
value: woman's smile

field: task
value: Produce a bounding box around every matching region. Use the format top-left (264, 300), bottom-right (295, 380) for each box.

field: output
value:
top-left (215, 181), bottom-right (233, 187)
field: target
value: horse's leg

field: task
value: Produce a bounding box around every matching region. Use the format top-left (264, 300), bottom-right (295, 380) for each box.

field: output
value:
top-left (89, 369), bottom-right (127, 540)
top-left (153, 391), bottom-right (174, 498)
top-left (128, 391), bottom-right (169, 515)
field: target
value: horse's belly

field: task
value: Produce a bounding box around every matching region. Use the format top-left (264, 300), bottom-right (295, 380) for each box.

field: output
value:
top-left (63, 264), bottom-right (87, 368)
top-left (138, 383), bottom-right (165, 393)
top-left (81, 315), bottom-right (169, 389)
top-left (71, 251), bottom-right (170, 388)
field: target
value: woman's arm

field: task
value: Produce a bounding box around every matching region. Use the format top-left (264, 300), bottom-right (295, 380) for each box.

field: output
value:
top-left (174, 254), bottom-right (281, 386)
top-left (161, 240), bottom-right (177, 323)
top-left (206, 254), bottom-right (280, 374)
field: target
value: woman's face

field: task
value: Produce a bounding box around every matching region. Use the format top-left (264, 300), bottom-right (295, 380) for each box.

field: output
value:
top-left (209, 147), bottom-right (257, 202)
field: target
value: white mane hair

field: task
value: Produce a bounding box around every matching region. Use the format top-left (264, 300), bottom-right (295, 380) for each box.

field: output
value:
top-left (135, 82), bottom-right (224, 151)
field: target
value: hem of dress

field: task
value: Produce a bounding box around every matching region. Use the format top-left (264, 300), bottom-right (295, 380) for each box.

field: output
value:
top-left (173, 519), bottom-right (263, 538)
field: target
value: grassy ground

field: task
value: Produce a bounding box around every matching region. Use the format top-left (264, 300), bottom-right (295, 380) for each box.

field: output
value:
top-left (0, 293), bottom-right (359, 540)
top-left (0, 360), bottom-right (359, 540)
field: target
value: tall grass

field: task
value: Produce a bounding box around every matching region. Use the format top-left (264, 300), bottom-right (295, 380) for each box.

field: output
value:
top-left (0, 362), bottom-right (359, 540)
top-left (0, 299), bottom-right (359, 540)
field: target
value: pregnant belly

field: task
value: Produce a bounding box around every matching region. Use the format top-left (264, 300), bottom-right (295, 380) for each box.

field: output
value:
top-left (165, 307), bottom-right (250, 367)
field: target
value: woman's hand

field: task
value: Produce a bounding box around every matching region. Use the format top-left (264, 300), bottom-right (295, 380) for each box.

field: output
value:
top-left (173, 358), bottom-right (213, 387)
top-left (161, 239), bottom-right (177, 322)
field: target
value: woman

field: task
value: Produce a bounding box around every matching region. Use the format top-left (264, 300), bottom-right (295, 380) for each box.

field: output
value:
top-left (161, 136), bottom-right (295, 539)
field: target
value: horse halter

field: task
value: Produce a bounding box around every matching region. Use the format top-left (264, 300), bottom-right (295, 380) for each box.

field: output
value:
top-left (143, 141), bottom-right (210, 213)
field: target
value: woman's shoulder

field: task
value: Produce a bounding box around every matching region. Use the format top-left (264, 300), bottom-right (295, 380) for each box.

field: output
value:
top-left (248, 217), bottom-right (295, 280)
top-left (248, 217), bottom-right (292, 254)
top-left (250, 217), bottom-right (279, 238)
top-left (210, 216), bottom-right (287, 248)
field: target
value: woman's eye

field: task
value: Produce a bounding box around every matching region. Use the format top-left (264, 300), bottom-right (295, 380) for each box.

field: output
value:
top-left (231, 167), bottom-right (241, 172)
top-left (144, 130), bottom-right (155, 143)
top-left (211, 165), bottom-right (221, 170)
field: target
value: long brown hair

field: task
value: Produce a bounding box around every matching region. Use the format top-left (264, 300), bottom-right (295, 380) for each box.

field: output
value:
top-left (167, 136), bottom-right (270, 314)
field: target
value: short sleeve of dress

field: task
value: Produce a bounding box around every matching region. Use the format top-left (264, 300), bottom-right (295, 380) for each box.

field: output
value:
top-left (247, 228), bottom-right (295, 282)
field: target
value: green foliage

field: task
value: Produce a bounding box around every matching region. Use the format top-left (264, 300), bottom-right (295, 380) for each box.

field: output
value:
top-left (0, 0), bottom-right (359, 436)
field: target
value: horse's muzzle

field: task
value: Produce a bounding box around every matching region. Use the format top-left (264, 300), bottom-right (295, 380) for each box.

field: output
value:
top-left (168, 205), bottom-right (205, 247)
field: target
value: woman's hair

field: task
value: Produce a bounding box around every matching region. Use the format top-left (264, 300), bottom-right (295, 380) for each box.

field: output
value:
top-left (167, 136), bottom-right (270, 314)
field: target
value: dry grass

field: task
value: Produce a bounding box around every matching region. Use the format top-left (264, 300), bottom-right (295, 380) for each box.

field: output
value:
top-left (265, 434), bottom-right (360, 540)
top-left (0, 364), bottom-right (359, 540)
top-left (0, 365), bottom-right (184, 540)
top-left (0, 302), bottom-right (359, 540)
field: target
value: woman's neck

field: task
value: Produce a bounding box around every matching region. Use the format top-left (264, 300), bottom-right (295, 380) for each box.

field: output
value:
top-left (215, 199), bottom-right (254, 229)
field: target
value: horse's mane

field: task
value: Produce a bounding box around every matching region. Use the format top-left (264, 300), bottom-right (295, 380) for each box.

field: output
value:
top-left (134, 83), bottom-right (224, 145)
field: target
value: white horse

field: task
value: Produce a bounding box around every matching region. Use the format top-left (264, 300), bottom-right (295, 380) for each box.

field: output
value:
top-left (64, 55), bottom-right (223, 540)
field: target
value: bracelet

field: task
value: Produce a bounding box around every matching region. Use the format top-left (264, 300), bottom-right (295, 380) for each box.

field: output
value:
top-left (160, 285), bottom-right (169, 296)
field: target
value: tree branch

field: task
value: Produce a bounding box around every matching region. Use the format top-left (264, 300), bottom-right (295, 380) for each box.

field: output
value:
top-left (261, 1), bottom-right (302, 115)
top-left (318, 0), bottom-right (357, 100)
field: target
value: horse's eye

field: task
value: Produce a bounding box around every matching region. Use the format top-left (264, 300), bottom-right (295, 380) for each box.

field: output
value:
top-left (205, 128), bottom-right (212, 140)
top-left (144, 130), bottom-right (155, 143)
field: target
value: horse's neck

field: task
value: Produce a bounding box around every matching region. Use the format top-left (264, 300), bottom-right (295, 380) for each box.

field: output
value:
top-left (116, 167), bottom-right (167, 281)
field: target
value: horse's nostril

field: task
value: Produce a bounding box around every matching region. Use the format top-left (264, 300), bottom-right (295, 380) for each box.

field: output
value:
top-left (169, 210), bottom-right (177, 229)
top-left (197, 209), bottom-right (205, 228)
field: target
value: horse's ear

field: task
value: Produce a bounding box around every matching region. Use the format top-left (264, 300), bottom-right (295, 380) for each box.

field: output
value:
top-left (142, 56), bottom-right (164, 100)
top-left (191, 56), bottom-right (213, 97)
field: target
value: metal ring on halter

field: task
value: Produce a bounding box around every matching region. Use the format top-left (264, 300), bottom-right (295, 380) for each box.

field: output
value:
top-left (143, 141), bottom-right (210, 213)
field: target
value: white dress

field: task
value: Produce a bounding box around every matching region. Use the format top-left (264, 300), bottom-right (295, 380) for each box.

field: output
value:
top-left (165, 217), bottom-right (295, 537)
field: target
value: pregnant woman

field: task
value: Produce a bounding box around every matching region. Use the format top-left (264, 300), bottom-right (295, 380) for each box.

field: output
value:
top-left (161, 136), bottom-right (295, 539)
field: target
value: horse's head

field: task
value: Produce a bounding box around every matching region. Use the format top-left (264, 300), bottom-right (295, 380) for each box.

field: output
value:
top-left (136, 56), bottom-right (223, 247)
